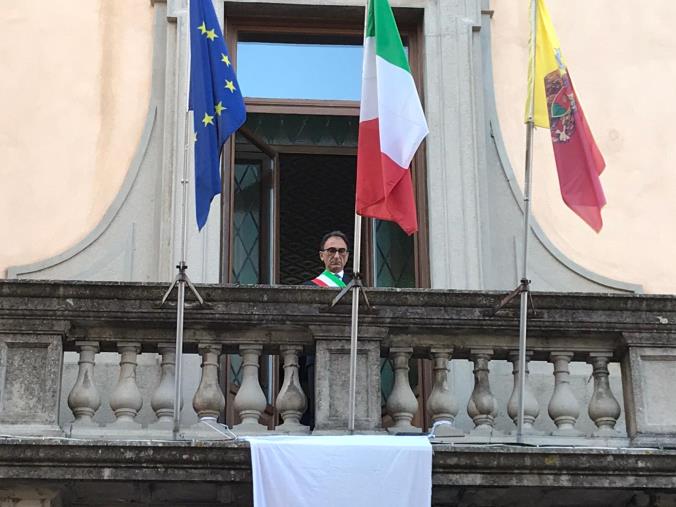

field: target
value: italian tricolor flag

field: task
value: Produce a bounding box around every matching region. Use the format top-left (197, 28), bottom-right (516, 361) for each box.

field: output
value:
top-left (356, 0), bottom-right (428, 236)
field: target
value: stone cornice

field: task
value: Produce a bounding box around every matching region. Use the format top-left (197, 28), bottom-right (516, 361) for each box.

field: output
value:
top-left (1, 438), bottom-right (675, 488)
top-left (0, 280), bottom-right (674, 359)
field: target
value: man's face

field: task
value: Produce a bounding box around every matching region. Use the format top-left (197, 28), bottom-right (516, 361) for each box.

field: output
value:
top-left (320, 236), bottom-right (349, 274)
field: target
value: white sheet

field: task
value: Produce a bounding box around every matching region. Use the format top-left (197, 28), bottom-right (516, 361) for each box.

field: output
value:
top-left (246, 435), bottom-right (432, 507)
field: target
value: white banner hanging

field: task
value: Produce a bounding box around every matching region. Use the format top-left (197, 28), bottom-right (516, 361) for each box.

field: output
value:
top-left (246, 435), bottom-right (432, 507)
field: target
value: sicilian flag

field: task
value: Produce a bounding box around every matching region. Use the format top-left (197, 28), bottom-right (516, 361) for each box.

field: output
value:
top-left (356, 0), bottom-right (428, 235)
top-left (311, 270), bottom-right (347, 288)
top-left (526, 0), bottom-right (606, 232)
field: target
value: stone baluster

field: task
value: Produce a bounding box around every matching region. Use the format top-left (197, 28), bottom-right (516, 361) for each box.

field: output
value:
top-left (548, 352), bottom-right (582, 436)
top-left (587, 352), bottom-right (621, 437)
top-left (386, 347), bottom-right (420, 434)
top-left (150, 343), bottom-right (180, 426)
top-left (192, 344), bottom-right (225, 420)
top-left (507, 350), bottom-right (540, 434)
top-left (275, 346), bottom-right (309, 434)
top-left (109, 342), bottom-right (143, 429)
top-left (67, 341), bottom-right (101, 427)
top-left (467, 349), bottom-right (499, 434)
top-left (426, 348), bottom-right (463, 437)
top-left (233, 344), bottom-right (268, 433)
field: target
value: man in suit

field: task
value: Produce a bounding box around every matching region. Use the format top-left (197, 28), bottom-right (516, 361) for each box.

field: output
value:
top-left (307, 230), bottom-right (351, 287)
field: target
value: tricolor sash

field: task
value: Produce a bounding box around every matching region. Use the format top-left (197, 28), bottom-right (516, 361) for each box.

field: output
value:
top-left (311, 270), bottom-right (347, 288)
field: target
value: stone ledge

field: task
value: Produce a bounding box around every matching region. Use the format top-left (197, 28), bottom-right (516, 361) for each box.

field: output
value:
top-left (0, 438), bottom-right (251, 482)
top-left (431, 444), bottom-right (676, 488)
top-left (1, 280), bottom-right (676, 358)
top-left (2, 438), bottom-right (676, 489)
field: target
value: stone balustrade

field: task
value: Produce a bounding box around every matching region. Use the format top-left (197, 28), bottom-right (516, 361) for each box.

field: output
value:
top-left (1, 280), bottom-right (676, 447)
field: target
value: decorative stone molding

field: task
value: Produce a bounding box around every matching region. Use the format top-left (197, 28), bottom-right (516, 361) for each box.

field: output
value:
top-left (507, 350), bottom-right (540, 434)
top-left (67, 341), bottom-right (101, 428)
top-left (232, 344), bottom-right (268, 434)
top-left (548, 352), bottom-right (581, 437)
top-left (467, 349), bottom-right (499, 434)
top-left (275, 345), bottom-right (309, 434)
top-left (312, 325), bottom-right (386, 432)
top-left (109, 342), bottom-right (143, 430)
top-left (622, 333), bottom-right (676, 447)
top-left (150, 342), bottom-right (179, 426)
top-left (587, 352), bottom-right (621, 437)
top-left (427, 348), bottom-right (463, 437)
top-left (0, 332), bottom-right (64, 437)
top-left (192, 343), bottom-right (225, 420)
top-left (386, 347), bottom-right (420, 434)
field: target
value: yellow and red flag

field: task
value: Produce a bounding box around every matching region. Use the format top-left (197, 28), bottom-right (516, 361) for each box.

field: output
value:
top-left (526, 0), bottom-right (606, 232)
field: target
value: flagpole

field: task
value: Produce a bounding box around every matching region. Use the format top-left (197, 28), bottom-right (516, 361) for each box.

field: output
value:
top-left (160, 4), bottom-right (204, 440)
top-left (516, 0), bottom-right (538, 444)
top-left (172, 108), bottom-right (191, 439)
top-left (347, 214), bottom-right (363, 433)
top-left (345, 0), bottom-right (372, 434)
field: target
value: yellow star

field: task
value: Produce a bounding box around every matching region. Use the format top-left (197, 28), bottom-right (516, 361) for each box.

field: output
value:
top-left (201, 112), bottom-right (214, 127)
top-left (205, 29), bottom-right (217, 41)
top-left (192, 131), bottom-right (198, 143)
top-left (214, 101), bottom-right (226, 116)
top-left (221, 53), bottom-right (231, 66)
top-left (224, 80), bottom-right (236, 93)
top-left (197, 21), bottom-right (207, 34)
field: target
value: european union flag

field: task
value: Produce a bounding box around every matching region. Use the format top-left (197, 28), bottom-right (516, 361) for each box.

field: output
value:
top-left (189, 0), bottom-right (246, 230)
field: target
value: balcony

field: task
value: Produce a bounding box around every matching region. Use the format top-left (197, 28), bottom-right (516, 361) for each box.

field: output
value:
top-left (1, 280), bottom-right (676, 504)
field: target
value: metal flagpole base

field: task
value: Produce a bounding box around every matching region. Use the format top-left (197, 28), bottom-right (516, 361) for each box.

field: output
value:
top-left (490, 278), bottom-right (536, 316)
top-left (161, 261), bottom-right (204, 440)
top-left (330, 272), bottom-right (372, 310)
top-left (161, 261), bottom-right (205, 306)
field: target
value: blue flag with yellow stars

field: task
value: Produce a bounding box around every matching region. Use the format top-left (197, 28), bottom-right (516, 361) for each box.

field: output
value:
top-left (189, 0), bottom-right (246, 230)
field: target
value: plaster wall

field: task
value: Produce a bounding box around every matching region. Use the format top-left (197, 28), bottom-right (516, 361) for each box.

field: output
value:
top-left (491, 0), bottom-right (676, 294)
top-left (0, 1), bottom-right (153, 276)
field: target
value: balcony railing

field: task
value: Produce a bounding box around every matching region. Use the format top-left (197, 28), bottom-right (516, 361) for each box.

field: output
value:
top-left (1, 280), bottom-right (675, 448)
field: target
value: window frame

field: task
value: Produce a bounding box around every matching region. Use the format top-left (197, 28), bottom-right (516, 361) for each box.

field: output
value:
top-left (220, 5), bottom-right (430, 288)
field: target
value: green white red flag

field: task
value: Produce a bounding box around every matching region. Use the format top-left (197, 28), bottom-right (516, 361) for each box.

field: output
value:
top-left (356, 0), bottom-right (428, 235)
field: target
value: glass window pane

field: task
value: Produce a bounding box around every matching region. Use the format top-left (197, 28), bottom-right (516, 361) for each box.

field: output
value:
top-left (374, 220), bottom-right (414, 288)
top-left (244, 113), bottom-right (359, 148)
top-left (228, 354), bottom-right (243, 386)
top-left (232, 161), bottom-right (261, 284)
top-left (237, 41), bottom-right (364, 100)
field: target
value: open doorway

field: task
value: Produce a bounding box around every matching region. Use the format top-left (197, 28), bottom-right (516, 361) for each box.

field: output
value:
top-left (230, 113), bottom-right (360, 285)
top-left (279, 153), bottom-right (356, 284)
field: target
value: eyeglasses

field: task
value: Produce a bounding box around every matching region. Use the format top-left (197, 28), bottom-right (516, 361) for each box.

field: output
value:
top-left (320, 247), bottom-right (349, 255)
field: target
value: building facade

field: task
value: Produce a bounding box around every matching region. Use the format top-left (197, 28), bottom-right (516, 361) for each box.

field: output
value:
top-left (1, 0), bottom-right (675, 505)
